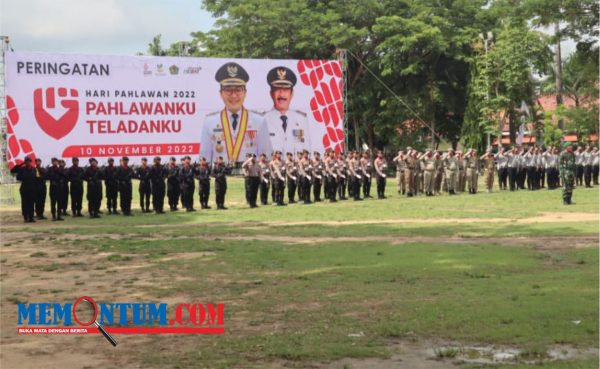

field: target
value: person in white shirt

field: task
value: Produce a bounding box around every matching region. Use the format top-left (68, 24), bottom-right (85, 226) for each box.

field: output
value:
top-left (583, 145), bottom-right (594, 188)
top-left (494, 147), bottom-right (509, 190)
top-left (592, 147), bottom-right (599, 185)
top-left (264, 66), bottom-right (312, 156)
top-left (200, 62), bottom-right (273, 164)
top-left (574, 146), bottom-right (585, 186)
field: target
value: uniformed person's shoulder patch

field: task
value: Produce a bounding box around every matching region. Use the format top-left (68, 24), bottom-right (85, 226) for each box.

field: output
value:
top-left (206, 110), bottom-right (220, 117)
top-left (249, 109), bottom-right (265, 116)
top-left (294, 109), bottom-right (307, 117)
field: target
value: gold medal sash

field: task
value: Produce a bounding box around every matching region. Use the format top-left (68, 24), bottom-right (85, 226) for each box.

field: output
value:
top-left (220, 109), bottom-right (248, 162)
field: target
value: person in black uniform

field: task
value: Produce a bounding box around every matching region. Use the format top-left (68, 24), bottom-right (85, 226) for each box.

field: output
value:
top-left (58, 159), bottom-right (69, 216)
top-left (116, 156), bottom-right (134, 215)
top-left (179, 156), bottom-right (196, 212)
top-left (10, 156), bottom-right (37, 223)
top-left (67, 157), bottom-right (84, 217)
top-left (46, 157), bottom-right (65, 221)
top-left (33, 158), bottom-right (47, 220)
top-left (212, 156), bottom-right (231, 210)
top-left (312, 152), bottom-right (323, 202)
top-left (196, 157), bottom-right (212, 209)
top-left (166, 157), bottom-right (180, 211)
top-left (149, 156), bottom-right (167, 214)
top-left (136, 157), bottom-right (152, 212)
top-left (83, 158), bottom-right (103, 218)
top-left (103, 158), bottom-right (119, 214)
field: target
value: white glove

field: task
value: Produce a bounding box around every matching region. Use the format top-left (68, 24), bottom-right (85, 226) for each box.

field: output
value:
top-left (307, 175), bottom-right (312, 181)
top-left (316, 175), bottom-right (322, 180)
top-left (357, 175), bottom-right (362, 179)
top-left (341, 175), bottom-right (346, 179)
top-left (366, 174), bottom-right (371, 178)
top-left (382, 174), bottom-right (387, 178)
top-left (333, 174), bottom-right (337, 178)
top-left (263, 178), bottom-right (268, 183)
top-left (292, 176), bottom-right (297, 181)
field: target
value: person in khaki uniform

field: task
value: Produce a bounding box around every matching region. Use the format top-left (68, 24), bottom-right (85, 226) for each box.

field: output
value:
top-left (443, 149), bottom-right (458, 195)
top-left (393, 150), bottom-right (406, 194)
top-left (348, 151), bottom-right (363, 201)
top-left (465, 149), bottom-right (479, 194)
top-left (420, 150), bottom-right (438, 196)
top-left (298, 150), bottom-right (312, 204)
top-left (269, 151), bottom-right (286, 206)
top-left (258, 153), bottom-right (270, 205)
top-left (285, 152), bottom-right (298, 203)
top-left (360, 152), bottom-right (373, 198)
top-left (336, 152), bottom-right (348, 200)
top-left (242, 154), bottom-right (261, 207)
top-left (414, 150), bottom-right (423, 195)
top-left (325, 150), bottom-right (338, 202)
top-left (480, 149), bottom-right (495, 193)
top-left (455, 151), bottom-right (465, 193)
top-left (374, 150), bottom-right (388, 199)
top-left (434, 151), bottom-right (444, 195)
top-left (311, 152), bottom-right (324, 202)
top-left (403, 149), bottom-right (416, 197)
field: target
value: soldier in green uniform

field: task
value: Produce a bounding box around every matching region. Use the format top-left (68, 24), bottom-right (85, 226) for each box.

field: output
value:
top-left (559, 142), bottom-right (576, 205)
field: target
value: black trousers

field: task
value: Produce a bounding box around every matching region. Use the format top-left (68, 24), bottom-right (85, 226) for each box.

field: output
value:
top-left (273, 178), bottom-right (285, 205)
top-left (498, 167), bottom-right (508, 190)
top-left (87, 182), bottom-right (102, 215)
top-left (508, 168), bottom-right (517, 191)
top-left (34, 183), bottom-right (46, 217)
top-left (526, 167), bottom-right (537, 190)
top-left (215, 180), bottom-right (227, 207)
top-left (152, 182), bottom-right (166, 212)
top-left (584, 165), bottom-right (592, 187)
top-left (313, 177), bottom-right (322, 201)
top-left (106, 182), bottom-right (118, 211)
top-left (300, 176), bottom-right (311, 203)
top-left (247, 176), bottom-right (259, 206)
top-left (198, 179), bottom-right (210, 207)
top-left (167, 179), bottom-right (180, 210)
top-left (139, 181), bottom-right (152, 211)
top-left (181, 184), bottom-right (194, 210)
top-left (49, 184), bottom-right (63, 218)
top-left (260, 178), bottom-right (269, 205)
top-left (376, 176), bottom-right (386, 198)
top-left (59, 183), bottom-right (69, 214)
top-left (576, 165), bottom-right (584, 186)
top-left (362, 176), bottom-right (371, 197)
top-left (244, 177), bottom-right (250, 204)
top-left (287, 177), bottom-right (297, 202)
top-left (119, 181), bottom-right (133, 214)
top-left (20, 186), bottom-right (35, 221)
top-left (338, 176), bottom-right (346, 199)
top-left (70, 182), bottom-right (83, 214)
top-left (328, 176), bottom-right (337, 200)
top-left (593, 165), bottom-right (599, 185)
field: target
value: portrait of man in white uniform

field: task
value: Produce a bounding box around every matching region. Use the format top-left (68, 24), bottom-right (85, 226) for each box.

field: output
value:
top-left (264, 66), bottom-right (312, 156)
top-left (200, 62), bottom-right (272, 163)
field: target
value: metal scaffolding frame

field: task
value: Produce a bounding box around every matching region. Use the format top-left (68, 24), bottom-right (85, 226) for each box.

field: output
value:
top-left (0, 35), bottom-right (16, 205)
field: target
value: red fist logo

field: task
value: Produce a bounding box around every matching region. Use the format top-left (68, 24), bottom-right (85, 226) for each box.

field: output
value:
top-left (34, 87), bottom-right (79, 140)
top-left (5, 95), bottom-right (37, 169)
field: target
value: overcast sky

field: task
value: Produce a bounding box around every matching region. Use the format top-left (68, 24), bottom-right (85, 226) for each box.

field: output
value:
top-left (1, 0), bottom-right (576, 57)
top-left (1, 0), bottom-right (214, 55)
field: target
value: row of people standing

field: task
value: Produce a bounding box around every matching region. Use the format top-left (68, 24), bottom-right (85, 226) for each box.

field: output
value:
top-left (240, 149), bottom-right (389, 207)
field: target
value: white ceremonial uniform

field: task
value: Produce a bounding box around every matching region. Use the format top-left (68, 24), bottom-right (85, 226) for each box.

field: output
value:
top-left (265, 108), bottom-right (312, 155)
top-left (200, 108), bottom-right (273, 163)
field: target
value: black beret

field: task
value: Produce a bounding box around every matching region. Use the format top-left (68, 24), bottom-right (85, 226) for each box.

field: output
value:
top-left (170, 157), bottom-right (176, 161)
top-left (72, 157), bottom-right (79, 161)
top-left (267, 66), bottom-right (296, 88)
top-left (89, 158), bottom-right (97, 163)
top-left (153, 156), bottom-right (161, 161)
top-left (24, 156), bottom-right (32, 162)
top-left (215, 62), bottom-right (249, 87)
top-left (122, 156), bottom-right (129, 161)
top-left (141, 157), bottom-right (148, 161)
top-left (108, 158), bottom-right (114, 162)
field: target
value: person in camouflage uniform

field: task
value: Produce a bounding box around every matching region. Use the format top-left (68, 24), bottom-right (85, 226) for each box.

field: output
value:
top-left (559, 142), bottom-right (576, 205)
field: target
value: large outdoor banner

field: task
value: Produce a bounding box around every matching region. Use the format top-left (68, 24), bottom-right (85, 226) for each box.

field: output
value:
top-left (4, 52), bottom-right (345, 167)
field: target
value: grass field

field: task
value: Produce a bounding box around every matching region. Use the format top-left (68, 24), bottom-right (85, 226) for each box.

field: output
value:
top-left (0, 178), bottom-right (598, 369)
